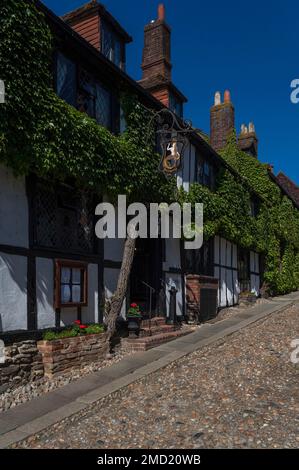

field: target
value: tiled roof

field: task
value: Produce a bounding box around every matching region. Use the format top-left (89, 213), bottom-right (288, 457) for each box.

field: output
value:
top-left (276, 172), bottom-right (299, 206)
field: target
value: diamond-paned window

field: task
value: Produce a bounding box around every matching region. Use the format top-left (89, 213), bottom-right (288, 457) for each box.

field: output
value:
top-left (33, 180), bottom-right (95, 254)
top-left (78, 68), bottom-right (112, 129)
top-left (95, 83), bottom-right (111, 128)
top-left (101, 20), bottom-right (124, 69)
top-left (56, 52), bottom-right (77, 106)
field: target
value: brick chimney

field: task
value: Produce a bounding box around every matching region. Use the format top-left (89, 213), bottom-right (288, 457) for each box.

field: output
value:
top-left (210, 90), bottom-right (235, 151)
top-left (141, 3), bottom-right (172, 83)
top-left (238, 122), bottom-right (258, 158)
top-left (139, 4), bottom-right (187, 115)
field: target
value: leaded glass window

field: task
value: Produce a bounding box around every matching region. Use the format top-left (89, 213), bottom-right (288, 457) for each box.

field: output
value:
top-left (101, 20), bottom-right (124, 69)
top-left (78, 68), bottom-right (112, 128)
top-left (197, 155), bottom-right (215, 189)
top-left (95, 83), bottom-right (111, 128)
top-left (56, 52), bottom-right (77, 106)
top-left (33, 180), bottom-right (95, 254)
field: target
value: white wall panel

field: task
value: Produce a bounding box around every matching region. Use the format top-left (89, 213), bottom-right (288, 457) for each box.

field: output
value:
top-left (104, 267), bottom-right (126, 317)
top-left (0, 164), bottom-right (28, 248)
top-left (165, 274), bottom-right (183, 318)
top-left (0, 253), bottom-right (27, 332)
top-left (82, 263), bottom-right (98, 324)
top-left (36, 258), bottom-right (55, 329)
top-left (220, 268), bottom-right (227, 307)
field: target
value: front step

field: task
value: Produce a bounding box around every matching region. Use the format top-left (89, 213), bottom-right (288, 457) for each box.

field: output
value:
top-left (121, 328), bottom-right (192, 352)
top-left (140, 317), bottom-right (166, 329)
top-left (139, 324), bottom-right (179, 338)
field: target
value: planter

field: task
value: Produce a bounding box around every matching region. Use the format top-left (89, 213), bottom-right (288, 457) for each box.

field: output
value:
top-left (38, 332), bottom-right (109, 377)
top-left (127, 316), bottom-right (142, 338)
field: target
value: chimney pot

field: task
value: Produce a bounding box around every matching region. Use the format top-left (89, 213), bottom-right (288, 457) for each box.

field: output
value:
top-left (158, 4), bottom-right (165, 21)
top-left (214, 91), bottom-right (221, 106)
top-left (224, 90), bottom-right (231, 103)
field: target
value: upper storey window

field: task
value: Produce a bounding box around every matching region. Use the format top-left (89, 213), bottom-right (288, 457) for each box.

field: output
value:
top-left (196, 154), bottom-right (215, 190)
top-left (56, 52), bottom-right (77, 106)
top-left (101, 20), bottom-right (125, 70)
top-left (78, 68), bottom-right (112, 129)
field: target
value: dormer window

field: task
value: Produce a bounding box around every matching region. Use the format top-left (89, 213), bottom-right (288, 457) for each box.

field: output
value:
top-left (101, 20), bottom-right (125, 70)
top-left (169, 93), bottom-right (183, 118)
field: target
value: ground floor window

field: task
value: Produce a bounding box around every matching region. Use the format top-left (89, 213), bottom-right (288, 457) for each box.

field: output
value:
top-left (55, 260), bottom-right (88, 308)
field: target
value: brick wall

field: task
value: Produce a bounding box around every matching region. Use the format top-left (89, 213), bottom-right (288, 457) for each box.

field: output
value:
top-left (38, 333), bottom-right (109, 377)
top-left (141, 20), bottom-right (172, 82)
top-left (186, 275), bottom-right (219, 323)
top-left (0, 340), bottom-right (44, 394)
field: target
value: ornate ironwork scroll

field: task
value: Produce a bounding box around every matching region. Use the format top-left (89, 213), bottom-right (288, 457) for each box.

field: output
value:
top-left (148, 108), bottom-right (194, 178)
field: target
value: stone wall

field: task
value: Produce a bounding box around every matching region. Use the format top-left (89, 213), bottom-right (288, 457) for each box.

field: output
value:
top-left (38, 333), bottom-right (109, 377)
top-left (0, 340), bottom-right (44, 394)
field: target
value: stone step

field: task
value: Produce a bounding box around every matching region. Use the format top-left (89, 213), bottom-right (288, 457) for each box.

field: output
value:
top-left (139, 324), bottom-right (179, 338)
top-left (140, 317), bottom-right (166, 329)
top-left (122, 328), bottom-right (192, 352)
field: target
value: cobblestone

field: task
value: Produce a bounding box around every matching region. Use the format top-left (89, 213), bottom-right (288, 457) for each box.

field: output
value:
top-left (14, 304), bottom-right (299, 449)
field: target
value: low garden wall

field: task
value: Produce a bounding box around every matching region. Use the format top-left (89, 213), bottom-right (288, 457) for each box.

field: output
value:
top-left (0, 340), bottom-right (44, 394)
top-left (37, 332), bottom-right (109, 377)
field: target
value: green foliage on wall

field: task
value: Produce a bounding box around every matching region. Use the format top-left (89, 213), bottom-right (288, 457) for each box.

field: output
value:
top-left (180, 131), bottom-right (299, 295)
top-left (0, 0), bottom-right (174, 204)
top-left (0, 0), bottom-right (298, 296)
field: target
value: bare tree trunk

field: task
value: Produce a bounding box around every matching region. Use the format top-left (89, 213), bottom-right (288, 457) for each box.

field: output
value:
top-left (105, 233), bottom-right (136, 340)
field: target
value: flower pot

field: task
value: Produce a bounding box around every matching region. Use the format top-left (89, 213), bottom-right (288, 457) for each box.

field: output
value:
top-left (127, 316), bottom-right (141, 338)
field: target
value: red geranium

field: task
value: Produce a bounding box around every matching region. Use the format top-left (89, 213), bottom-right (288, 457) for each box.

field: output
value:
top-left (80, 325), bottom-right (87, 329)
top-left (130, 303), bottom-right (138, 308)
top-left (74, 320), bottom-right (81, 325)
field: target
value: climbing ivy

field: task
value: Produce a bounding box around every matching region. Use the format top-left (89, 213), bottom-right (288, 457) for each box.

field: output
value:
top-left (180, 132), bottom-right (299, 295)
top-left (0, 0), bottom-right (298, 296)
top-left (0, 0), bottom-right (174, 204)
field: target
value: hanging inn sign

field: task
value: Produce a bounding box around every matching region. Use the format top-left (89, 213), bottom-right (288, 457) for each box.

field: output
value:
top-left (149, 108), bottom-right (194, 178)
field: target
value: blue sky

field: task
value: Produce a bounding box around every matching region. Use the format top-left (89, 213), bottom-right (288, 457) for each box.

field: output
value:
top-left (44, 0), bottom-right (299, 184)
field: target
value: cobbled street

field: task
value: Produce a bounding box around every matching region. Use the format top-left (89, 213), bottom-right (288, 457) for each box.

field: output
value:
top-left (15, 304), bottom-right (299, 449)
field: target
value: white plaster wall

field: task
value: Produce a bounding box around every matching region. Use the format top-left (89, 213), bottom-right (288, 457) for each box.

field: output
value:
top-left (214, 236), bottom-right (239, 308)
top-left (0, 252), bottom-right (27, 332)
top-left (165, 273), bottom-right (183, 318)
top-left (36, 258), bottom-right (55, 329)
top-left (60, 307), bottom-right (78, 326)
top-left (0, 164), bottom-right (28, 248)
top-left (104, 267), bottom-right (126, 317)
top-left (37, 260), bottom-right (99, 328)
top-left (82, 263), bottom-right (98, 324)
top-left (182, 142), bottom-right (190, 192)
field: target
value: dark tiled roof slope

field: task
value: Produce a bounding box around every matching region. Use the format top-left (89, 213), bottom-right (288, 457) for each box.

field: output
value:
top-left (276, 172), bottom-right (299, 206)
